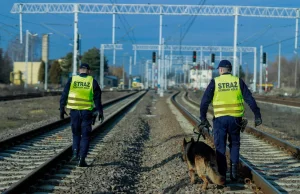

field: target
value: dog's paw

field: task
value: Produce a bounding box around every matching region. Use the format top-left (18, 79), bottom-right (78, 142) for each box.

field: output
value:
top-left (201, 182), bottom-right (208, 191)
top-left (201, 186), bottom-right (207, 191)
top-left (189, 170), bottom-right (195, 184)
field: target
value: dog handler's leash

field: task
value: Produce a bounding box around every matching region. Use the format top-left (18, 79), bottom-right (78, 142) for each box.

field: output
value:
top-left (193, 126), bottom-right (209, 141)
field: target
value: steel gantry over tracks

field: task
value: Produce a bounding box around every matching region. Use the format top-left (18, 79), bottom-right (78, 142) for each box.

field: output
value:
top-left (11, 3), bottom-right (300, 77)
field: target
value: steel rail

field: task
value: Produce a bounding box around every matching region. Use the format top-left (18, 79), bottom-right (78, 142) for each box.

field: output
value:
top-left (172, 91), bottom-right (281, 194)
top-left (254, 95), bottom-right (300, 107)
top-left (0, 91), bottom-right (62, 101)
top-left (0, 90), bottom-right (132, 102)
top-left (0, 91), bottom-right (138, 150)
top-left (3, 91), bottom-right (146, 194)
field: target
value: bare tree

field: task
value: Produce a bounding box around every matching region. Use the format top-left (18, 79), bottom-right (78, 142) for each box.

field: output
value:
top-left (6, 35), bottom-right (41, 62)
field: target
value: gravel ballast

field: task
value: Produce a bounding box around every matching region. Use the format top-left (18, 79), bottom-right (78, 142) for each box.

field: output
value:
top-left (64, 91), bottom-right (230, 193)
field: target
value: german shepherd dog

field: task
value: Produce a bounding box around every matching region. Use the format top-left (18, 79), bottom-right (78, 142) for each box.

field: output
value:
top-left (182, 138), bottom-right (225, 190)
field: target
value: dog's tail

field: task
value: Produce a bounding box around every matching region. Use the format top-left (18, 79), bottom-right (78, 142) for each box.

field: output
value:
top-left (206, 159), bottom-right (226, 185)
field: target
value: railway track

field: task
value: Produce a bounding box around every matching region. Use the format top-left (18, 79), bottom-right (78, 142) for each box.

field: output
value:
top-left (0, 91), bottom-right (144, 193)
top-left (172, 91), bottom-right (300, 194)
top-left (253, 95), bottom-right (300, 107)
top-left (0, 92), bottom-right (62, 101)
top-left (0, 90), bottom-right (133, 102)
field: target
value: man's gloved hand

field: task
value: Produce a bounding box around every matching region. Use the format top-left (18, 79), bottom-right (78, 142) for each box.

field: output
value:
top-left (255, 117), bottom-right (262, 127)
top-left (98, 113), bottom-right (104, 124)
top-left (92, 110), bottom-right (98, 125)
top-left (240, 118), bottom-right (248, 133)
top-left (197, 119), bottom-right (211, 132)
top-left (92, 109), bottom-right (104, 125)
top-left (60, 108), bottom-right (68, 120)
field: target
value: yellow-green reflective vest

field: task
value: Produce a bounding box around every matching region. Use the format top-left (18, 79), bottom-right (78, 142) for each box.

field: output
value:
top-left (212, 74), bottom-right (244, 118)
top-left (66, 75), bottom-right (94, 110)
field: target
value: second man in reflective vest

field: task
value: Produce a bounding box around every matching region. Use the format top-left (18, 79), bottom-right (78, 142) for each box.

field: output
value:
top-left (199, 60), bottom-right (262, 182)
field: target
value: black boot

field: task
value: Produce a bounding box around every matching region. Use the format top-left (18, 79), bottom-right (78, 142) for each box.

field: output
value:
top-left (230, 163), bottom-right (238, 182)
top-left (78, 157), bottom-right (88, 167)
top-left (70, 149), bottom-right (78, 161)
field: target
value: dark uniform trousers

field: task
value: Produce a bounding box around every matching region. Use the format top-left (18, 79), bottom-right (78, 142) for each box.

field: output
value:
top-left (213, 116), bottom-right (241, 177)
top-left (70, 109), bottom-right (93, 158)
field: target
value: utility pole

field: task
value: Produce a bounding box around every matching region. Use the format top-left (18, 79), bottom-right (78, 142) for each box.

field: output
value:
top-left (129, 56), bottom-right (132, 89)
top-left (78, 33), bottom-right (81, 66)
top-left (42, 33), bottom-right (51, 91)
top-left (294, 9), bottom-right (299, 89)
top-left (122, 63), bottom-right (125, 90)
top-left (158, 5), bottom-right (163, 97)
top-left (233, 6), bottom-right (239, 76)
top-left (259, 45), bottom-right (263, 94)
top-left (122, 53), bottom-right (126, 90)
top-left (245, 63), bottom-right (248, 85)
top-left (24, 30), bottom-right (37, 89)
top-left (31, 34), bottom-right (34, 84)
top-left (112, 6), bottom-right (116, 67)
top-left (25, 30), bottom-right (29, 89)
top-left (264, 52), bottom-right (268, 92)
top-left (278, 42), bottom-right (281, 88)
top-left (152, 58), bottom-right (155, 89)
top-left (19, 4), bottom-right (22, 44)
top-left (253, 47), bottom-right (257, 92)
top-left (100, 45), bottom-right (104, 89)
top-left (72, 4), bottom-right (78, 76)
top-left (145, 60), bottom-right (149, 89)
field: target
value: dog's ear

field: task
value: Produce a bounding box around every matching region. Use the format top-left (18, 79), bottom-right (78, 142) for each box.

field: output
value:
top-left (183, 138), bottom-right (187, 145)
top-left (191, 137), bottom-right (195, 143)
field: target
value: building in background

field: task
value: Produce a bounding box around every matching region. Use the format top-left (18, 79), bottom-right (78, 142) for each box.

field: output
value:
top-left (12, 62), bottom-right (42, 85)
top-left (189, 66), bottom-right (212, 90)
top-left (104, 75), bottom-right (118, 88)
top-left (10, 34), bottom-right (48, 86)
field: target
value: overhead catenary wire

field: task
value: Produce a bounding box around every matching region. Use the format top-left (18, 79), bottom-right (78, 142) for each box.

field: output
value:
top-left (110, 0), bottom-right (143, 64)
top-left (264, 34), bottom-right (300, 48)
top-left (238, 25), bottom-right (272, 46)
top-left (178, 0), bottom-right (206, 63)
top-left (0, 26), bottom-right (18, 37)
top-left (40, 23), bottom-right (72, 40)
top-left (242, 34), bottom-right (300, 60)
top-left (0, 13), bottom-right (73, 42)
top-left (180, 0), bottom-right (206, 42)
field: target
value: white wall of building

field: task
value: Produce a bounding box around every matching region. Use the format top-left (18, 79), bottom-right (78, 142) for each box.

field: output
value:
top-left (189, 68), bottom-right (212, 90)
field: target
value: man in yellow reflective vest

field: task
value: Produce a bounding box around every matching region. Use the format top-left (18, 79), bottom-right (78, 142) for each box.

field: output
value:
top-left (60, 63), bottom-right (104, 167)
top-left (199, 60), bottom-right (262, 182)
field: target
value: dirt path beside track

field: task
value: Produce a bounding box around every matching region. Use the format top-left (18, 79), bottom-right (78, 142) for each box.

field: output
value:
top-left (66, 91), bottom-right (226, 193)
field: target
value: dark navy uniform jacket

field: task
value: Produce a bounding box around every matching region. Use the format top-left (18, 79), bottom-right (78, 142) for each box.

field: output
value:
top-left (200, 73), bottom-right (261, 121)
top-left (60, 73), bottom-right (103, 115)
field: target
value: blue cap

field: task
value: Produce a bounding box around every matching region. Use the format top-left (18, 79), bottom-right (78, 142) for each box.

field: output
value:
top-left (217, 60), bottom-right (232, 69)
top-left (79, 63), bottom-right (90, 70)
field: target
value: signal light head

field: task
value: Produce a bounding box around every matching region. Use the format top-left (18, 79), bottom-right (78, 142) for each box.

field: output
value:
top-left (152, 52), bottom-right (156, 63)
top-left (192, 51), bottom-right (197, 62)
top-left (263, 52), bottom-right (267, 64)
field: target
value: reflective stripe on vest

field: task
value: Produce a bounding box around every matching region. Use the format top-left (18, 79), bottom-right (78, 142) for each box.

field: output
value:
top-left (212, 74), bottom-right (244, 118)
top-left (66, 75), bottom-right (94, 110)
